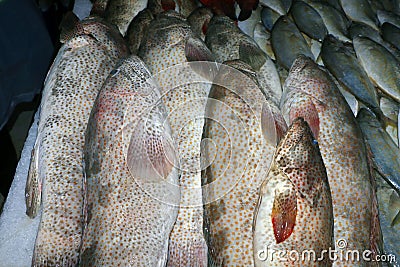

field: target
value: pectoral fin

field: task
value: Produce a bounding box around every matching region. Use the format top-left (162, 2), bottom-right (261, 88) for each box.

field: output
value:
top-left (126, 115), bottom-right (178, 183)
top-left (261, 101), bottom-right (288, 146)
top-left (271, 187), bottom-right (297, 244)
top-left (239, 42), bottom-right (268, 71)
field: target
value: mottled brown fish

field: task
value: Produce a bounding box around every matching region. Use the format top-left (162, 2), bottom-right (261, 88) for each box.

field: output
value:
top-left (80, 55), bottom-right (180, 266)
top-left (281, 55), bottom-right (382, 266)
top-left (104, 0), bottom-right (148, 36)
top-left (138, 11), bottom-right (215, 267)
top-left (25, 14), bottom-right (128, 266)
top-left (202, 60), bottom-right (286, 266)
top-left (253, 117), bottom-right (333, 267)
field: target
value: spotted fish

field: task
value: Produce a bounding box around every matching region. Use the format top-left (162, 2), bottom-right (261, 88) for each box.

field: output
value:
top-left (25, 14), bottom-right (128, 266)
top-left (253, 117), bottom-right (333, 267)
top-left (202, 60), bottom-right (287, 266)
top-left (138, 11), bottom-right (215, 267)
top-left (79, 55), bottom-right (180, 266)
top-left (281, 55), bottom-right (382, 266)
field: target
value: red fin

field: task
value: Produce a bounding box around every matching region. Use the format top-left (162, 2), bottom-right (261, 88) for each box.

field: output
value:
top-left (288, 93), bottom-right (320, 140)
top-left (200, 0), bottom-right (237, 20)
top-left (261, 101), bottom-right (288, 146)
top-left (162, 0), bottom-right (176, 11)
top-left (272, 188), bottom-right (297, 244)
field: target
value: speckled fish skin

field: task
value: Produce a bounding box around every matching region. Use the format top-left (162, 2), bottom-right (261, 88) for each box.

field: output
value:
top-left (281, 55), bottom-right (381, 266)
top-left (205, 15), bottom-right (282, 114)
top-left (320, 35), bottom-right (381, 117)
top-left (339, 0), bottom-right (379, 30)
top-left (202, 60), bottom-right (286, 266)
top-left (271, 15), bottom-right (314, 70)
top-left (353, 36), bottom-right (400, 104)
top-left (138, 11), bottom-right (213, 267)
top-left (357, 108), bottom-right (400, 194)
top-left (79, 55), bottom-right (180, 266)
top-left (25, 17), bottom-right (128, 267)
top-left (104, 0), bottom-right (148, 36)
top-left (126, 8), bottom-right (154, 54)
top-left (187, 7), bottom-right (214, 41)
top-left (253, 118), bottom-right (333, 267)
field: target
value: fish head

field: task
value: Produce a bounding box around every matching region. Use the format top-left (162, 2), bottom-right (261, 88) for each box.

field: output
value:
top-left (206, 15), bottom-right (237, 37)
top-left (274, 117), bottom-right (326, 207)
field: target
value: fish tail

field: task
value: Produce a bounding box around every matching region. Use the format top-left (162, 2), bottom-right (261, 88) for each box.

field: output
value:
top-left (167, 237), bottom-right (208, 267)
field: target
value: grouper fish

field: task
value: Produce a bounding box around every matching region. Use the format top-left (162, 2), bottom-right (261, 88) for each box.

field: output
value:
top-left (25, 14), bottom-right (128, 266)
top-left (79, 55), bottom-right (180, 266)
top-left (281, 55), bottom-right (382, 266)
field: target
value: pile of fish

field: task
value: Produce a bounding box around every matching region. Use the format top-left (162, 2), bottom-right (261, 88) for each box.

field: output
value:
top-left (24, 0), bottom-right (400, 266)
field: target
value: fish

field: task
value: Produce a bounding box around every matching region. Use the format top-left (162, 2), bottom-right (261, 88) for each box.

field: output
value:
top-left (374, 170), bottom-right (400, 267)
top-left (270, 15), bottom-right (314, 70)
top-left (290, 1), bottom-right (327, 41)
top-left (202, 60), bottom-right (287, 266)
top-left (353, 36), bottom-right (400, 104)
top-left (236, 0), bottom-right (260, 21)
top-left (377, 10), bottom-right (400, 28)
top-left (339, 0), bottom-right (379, 30)
top-left (356, 108), bottom-right (400, 194)
top-left (237, 6), bottom-right (262, 38)
top-left (348, 21), bottom-right (400, 60)
top-left (304, 0), bottom-right (350, 42)
top-left (253, 117), bottom-right (333, 267)
top-left (25, 14), bottom-right (128, 266)
top-left (205, 15), bottom-right (282, 104)
top-left (79, 55), bottom-right (180, 266)
top-left (126, 8), bottom-right (154, 54)
top-left (138, 11), bottom-right (215, 266)
top-left (104, 0), bottom-right (148, 36)
top-left (253, 22), bottom-right (276, 60)
top-left (380, 96), bottom-right (399, 146)
top-left (381, 22), bottom-right (400, 51)
top-left (260, 5), bottom-right (280, 32)
top-left (260, 0), bottom-right (289, 15)
top-left (187, 7), bottom-right (214, 41)
top-left (320, 35), bottom-right (382, 119)
top-left (280, 55), bottom-right (382, 266)
top-left (175, 0), bottom-right (199, 17)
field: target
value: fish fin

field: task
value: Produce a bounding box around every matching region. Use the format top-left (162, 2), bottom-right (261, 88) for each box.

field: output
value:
top-left (167, 238), bottom-right (208, 267)
top-left (126, 115), bottom-right (177, 183)
top-left (288, 92), bottom-right (320, 140)
top-left (185, 37), bottom-right (218, 81)
top-left (389, 191), bottom-right (400, 226)
top-left (271, 187), bottom-right (297, 244)
top-left (59, 11), bottom-right (83, 43)
top-left (261, 101), bottom-right (288, 146)
top-left (207, 252), bottom-right (223, 267)
top-left (162, 0), bottom-right (176, 11)
top-left (185, 37), bottom-right (215, 62)
top-left (239, 42), bottom-right (267, 71)
top-left (25, 143), bottom-right (41, 218)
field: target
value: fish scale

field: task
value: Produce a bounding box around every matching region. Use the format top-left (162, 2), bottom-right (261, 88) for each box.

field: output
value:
top-left (138, 11), bottom-right (214, 266)
top-left (253, 118), bottom-right (333, 267)
top-left (281, 55), bottom-right (381, 267)
top-left (202, 60), bottom-right (284, 266)
top-left (25, 16), bottom-right (127, 266)
top-left (80, 55), bottom-right (180, 266)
